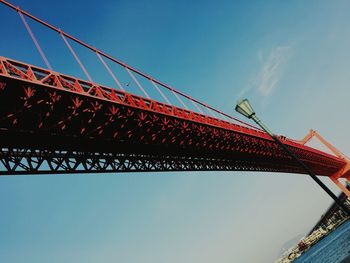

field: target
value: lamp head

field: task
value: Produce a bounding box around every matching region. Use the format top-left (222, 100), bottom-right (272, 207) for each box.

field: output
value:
top-left (235, 99), bottom-right (255, 119)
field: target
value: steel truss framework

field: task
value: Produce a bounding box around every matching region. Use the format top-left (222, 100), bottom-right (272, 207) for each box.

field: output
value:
top-left (0, 148), bottom-right (302, 175)
top-left (0, 57), bottom-right (347, 177)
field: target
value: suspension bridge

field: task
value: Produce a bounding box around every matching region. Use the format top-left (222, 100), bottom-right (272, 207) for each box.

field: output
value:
top-left (0, 0), bottom-right (349, 198)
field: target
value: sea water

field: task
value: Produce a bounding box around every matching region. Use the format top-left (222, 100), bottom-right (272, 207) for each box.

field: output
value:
top-left (294, 220), bottom-right (350, 263)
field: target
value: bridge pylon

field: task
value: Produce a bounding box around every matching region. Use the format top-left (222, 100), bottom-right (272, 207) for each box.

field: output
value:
top-left (301, 129), bottom-right (350, 198)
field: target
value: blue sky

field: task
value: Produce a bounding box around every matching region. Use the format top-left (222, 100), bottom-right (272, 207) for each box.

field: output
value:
top-left (1, 0), bottom-right (350, 262)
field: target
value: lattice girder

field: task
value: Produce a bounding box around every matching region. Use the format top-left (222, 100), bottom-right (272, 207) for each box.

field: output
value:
top-left (0, 57), bottom-right (346, 176)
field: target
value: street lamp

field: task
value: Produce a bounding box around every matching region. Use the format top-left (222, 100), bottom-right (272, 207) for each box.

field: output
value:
top-left (235, 99), bottom-right (350, 216)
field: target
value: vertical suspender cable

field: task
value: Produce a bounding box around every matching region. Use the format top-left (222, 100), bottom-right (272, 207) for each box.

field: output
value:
top-left (150, 80), bottom-right (171, 105)
top-left (125, 67), bottom-right (150, 99)
top-left (96, 52), bottom-right (124, 91)
top-left (171, 90), bottom-right (188, 110)
top-left (0, 0), bottom-right (260, 130)
top-left (60, 33), bottom-right (93, 83)
top-left (18, 10), bottom-right (52, 70)
top-left (191, 100), bottom-right (204, 114)
top-left (205, 107), bottom-right (218, 118)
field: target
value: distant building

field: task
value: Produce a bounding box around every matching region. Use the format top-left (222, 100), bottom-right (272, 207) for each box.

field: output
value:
top-left (309, 183), bottom-right (350, 234)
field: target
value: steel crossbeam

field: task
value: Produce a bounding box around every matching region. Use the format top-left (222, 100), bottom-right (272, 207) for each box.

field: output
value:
top-left (0, 148), bottom-right (306, 175)
top-left (0, 56), bottom-right (346, 176)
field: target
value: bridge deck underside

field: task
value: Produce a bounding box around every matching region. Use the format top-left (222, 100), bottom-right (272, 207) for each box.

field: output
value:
top-left (0, 57), bottom-right (345, 175)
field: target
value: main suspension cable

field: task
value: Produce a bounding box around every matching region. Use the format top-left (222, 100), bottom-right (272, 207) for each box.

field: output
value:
top-left (0, 0), bottom-right (260, 130)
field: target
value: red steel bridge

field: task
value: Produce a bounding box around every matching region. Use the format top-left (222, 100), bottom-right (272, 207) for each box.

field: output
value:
top-left (0, 0), bottom-right (349, 197)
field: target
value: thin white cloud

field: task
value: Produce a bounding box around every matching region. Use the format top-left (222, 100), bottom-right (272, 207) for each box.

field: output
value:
top-left (257, 46), bottom-right (290, 96)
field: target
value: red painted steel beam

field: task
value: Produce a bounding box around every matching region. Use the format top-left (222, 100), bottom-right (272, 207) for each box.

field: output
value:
top-left (0, 56), bottom-right (346, 176)
top-left (0, 0), bottom-right (259, 130)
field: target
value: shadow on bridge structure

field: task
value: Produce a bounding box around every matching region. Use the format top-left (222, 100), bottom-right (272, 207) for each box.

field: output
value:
top-left (0, 0), bottom-right (349, 199)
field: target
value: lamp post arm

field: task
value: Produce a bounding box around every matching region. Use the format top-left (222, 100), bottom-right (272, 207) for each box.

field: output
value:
top-left (251, 114), bottom-right (350, 216)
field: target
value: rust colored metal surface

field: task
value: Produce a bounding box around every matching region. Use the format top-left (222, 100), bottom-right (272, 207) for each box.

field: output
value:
top-left (0, 57), bottom-right (346, 175)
